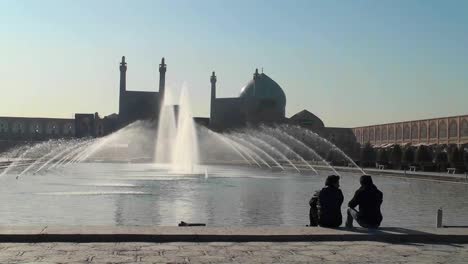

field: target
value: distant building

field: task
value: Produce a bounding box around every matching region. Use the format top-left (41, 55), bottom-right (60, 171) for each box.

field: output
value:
top-left (209, 69), bottom-right (286, 130)
top-left (1, 56), bottom-right (360, 158)
top-left (208, 70), bottom-right (359, 157)
top-left (353, 115), bottom-right (468, 147)
top-left (0, 116), bottom-right (75, 141)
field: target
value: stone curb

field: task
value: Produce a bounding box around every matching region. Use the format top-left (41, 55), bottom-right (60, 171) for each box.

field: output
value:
top-left (1, 234), bottom-right (468, 243)
top-left (1, 227), bottom-right (468, 243)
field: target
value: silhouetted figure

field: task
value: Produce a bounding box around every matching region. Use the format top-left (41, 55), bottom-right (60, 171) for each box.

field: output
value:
top-left (309, 175), bottom-right (344, 227)
top-left (346, 175), bottom-right (383, 228)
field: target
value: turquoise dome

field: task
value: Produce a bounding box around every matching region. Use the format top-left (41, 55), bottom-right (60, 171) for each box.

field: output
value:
top-left (239, 72), bottom-right (286, 109)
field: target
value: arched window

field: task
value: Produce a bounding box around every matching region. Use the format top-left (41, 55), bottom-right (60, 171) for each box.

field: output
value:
top-left (375, 127), bottom-right (381, 141)
top-left (382, 127), bottom-right (387, 140)
top-left (411, 124), bottom-right (418, 139)
top-left (46, 122), bottom-right (59, 135)
top-left (396, 124), bottom-right (402, 140)
top-left (449, 120), bottom-right (458, 138)
top-left (420, 123), bottom-right (427, 139)
top-left (429, 122), bottom-right (437, 138)
top-left (439, 121), bottom-right (447, 138)
top-left (363, 129), bottom-right (369, 142)
top-left (355, 130), bottom-right (361, 141)
top-left (462, 119), bottom-right (468, 137)
top-left (0, 120), bottom-right (8, 133)
top-left (30, 123), bottom-right (42, 134)
top-left (389, 127), bottom-right (394, 140)
top-left (63, 123), bottom-right (74, 135)
top-left (12, 122), bottom-right (25, 134)
top-left (370, 128), bottom-right (375, 141)
top-left (403, 124), bottom-right (410, 140)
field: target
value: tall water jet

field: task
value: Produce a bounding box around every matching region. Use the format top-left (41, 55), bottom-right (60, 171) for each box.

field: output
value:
top-left (155, 89), bottom-right (177, 164)
top-left (170, 86), bottom-right (199, 173)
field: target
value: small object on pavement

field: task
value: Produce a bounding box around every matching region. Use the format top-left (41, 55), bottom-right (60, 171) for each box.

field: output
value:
top-left (178, 221), bottom-right (206, 226)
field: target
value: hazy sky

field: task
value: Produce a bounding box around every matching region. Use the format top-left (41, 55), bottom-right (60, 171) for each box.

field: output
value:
top-left (1, 0), bottom-right (467, 127)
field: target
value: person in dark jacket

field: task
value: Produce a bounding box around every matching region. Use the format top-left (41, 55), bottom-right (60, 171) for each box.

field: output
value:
top-left (309, 175), bottom-right (344, 227)
top-left (346, 175), bottom-right (383, 228)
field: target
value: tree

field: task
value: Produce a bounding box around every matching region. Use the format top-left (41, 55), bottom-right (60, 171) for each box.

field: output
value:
top-left (415, 145), bottom-right (433, 171)
top-left (463, 146), bottom-right (468, 170)
top-left (415, 145), bottom-right (432, 164)
top-left (434, 147), bottom-right (448, 172)
top-left (464, 146), bottom-right (468, 164)
top-left (360, 142), bottom-right (376, 167)
top-left (376, 148), bottom-right (389, 165)
top-left (390, 145), bottom-right (402, 170)
top-left (402, 146), bottom-right (415, 168)
top-left (447, 145), bottom-right (462, 168)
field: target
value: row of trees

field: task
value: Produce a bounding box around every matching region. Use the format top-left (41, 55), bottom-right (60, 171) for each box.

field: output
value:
top-left (359, 143), bottom-right (468, 172)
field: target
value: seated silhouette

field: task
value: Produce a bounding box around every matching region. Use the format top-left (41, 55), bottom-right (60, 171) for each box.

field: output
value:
top-left (346, 175), bottom-right (383, 228)
top-left (309, 175), bottom-right (343, 227)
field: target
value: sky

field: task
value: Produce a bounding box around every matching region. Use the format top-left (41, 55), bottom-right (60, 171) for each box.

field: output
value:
top-left (1, 0), bottom-right (467, 127)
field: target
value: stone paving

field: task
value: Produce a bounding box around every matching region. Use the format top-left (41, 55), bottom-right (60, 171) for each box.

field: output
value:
top-left (0, 241), bottom-right (466, 264)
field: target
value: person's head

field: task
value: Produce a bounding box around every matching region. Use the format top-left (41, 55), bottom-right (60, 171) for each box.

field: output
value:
top-left (360, 175), bottom-right (374, 187)
top-left (325, 175), bottom-right (340, 188)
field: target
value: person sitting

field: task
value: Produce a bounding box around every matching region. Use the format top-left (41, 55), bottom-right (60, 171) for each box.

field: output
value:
top-left (346, 175), bottom-right (383, 228)
top-left (309, 175), bottom-right (344, 227)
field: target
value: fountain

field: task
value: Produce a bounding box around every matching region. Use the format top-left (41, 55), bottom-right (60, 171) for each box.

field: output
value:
top-left (154, 90), bottom-right (177, 164)
top-left (155, 86), bottom-right (200, 174)
top-left (1, 104), bottom-right (465, 228)
top-left (0, 84), bottom-right (390, 227)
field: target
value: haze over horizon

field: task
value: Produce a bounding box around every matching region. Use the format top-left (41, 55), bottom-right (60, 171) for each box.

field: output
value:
top-left (1, 0), bottom-right (467, 127)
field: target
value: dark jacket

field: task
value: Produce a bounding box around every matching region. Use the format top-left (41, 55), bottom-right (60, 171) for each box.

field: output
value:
top-left (310, 186), bottom-right (344, 227)
top-left (348, 184), bottom-right (383, 227)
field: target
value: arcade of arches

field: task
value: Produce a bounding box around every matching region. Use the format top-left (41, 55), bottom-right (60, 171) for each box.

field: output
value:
top-left (353, 115), bottom-right (468, 146)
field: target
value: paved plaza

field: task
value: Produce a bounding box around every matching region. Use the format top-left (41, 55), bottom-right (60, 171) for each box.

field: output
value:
top-left (0, 241), bottom-right (466, 263)
top-left (0, 227), bottom-right (467, 263)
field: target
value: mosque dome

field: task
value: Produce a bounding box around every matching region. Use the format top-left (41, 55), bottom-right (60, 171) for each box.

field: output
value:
top-left (239, 69), bottom-right (286, 109)
top-left (290, 110), bottom-right (325, 128)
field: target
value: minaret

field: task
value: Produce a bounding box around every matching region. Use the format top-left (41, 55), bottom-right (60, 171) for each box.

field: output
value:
top-left (159, 57), bottom-right (167, 103)
top-left (210, 71), bottom-right (217, 119)
top-left (119, 56), bottom-right (127, 116)
top-left (253, 68), bottom-right (259, 96)
top-left (253, 68), bottom-right (259, 79)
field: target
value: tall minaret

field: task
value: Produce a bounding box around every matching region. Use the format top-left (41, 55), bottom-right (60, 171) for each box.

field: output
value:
top-left (159, 57), bottom-right (167, 103)
top-left (210, 71), bottom-right (217, 119)
top-left (253, 68), bottom-right (259, 96)
top-left (119, 56), bottom-right (127, 116)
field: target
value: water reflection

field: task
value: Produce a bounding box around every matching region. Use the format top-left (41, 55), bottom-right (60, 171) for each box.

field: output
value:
top-left (0, 163), bottom-right (467, 227)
